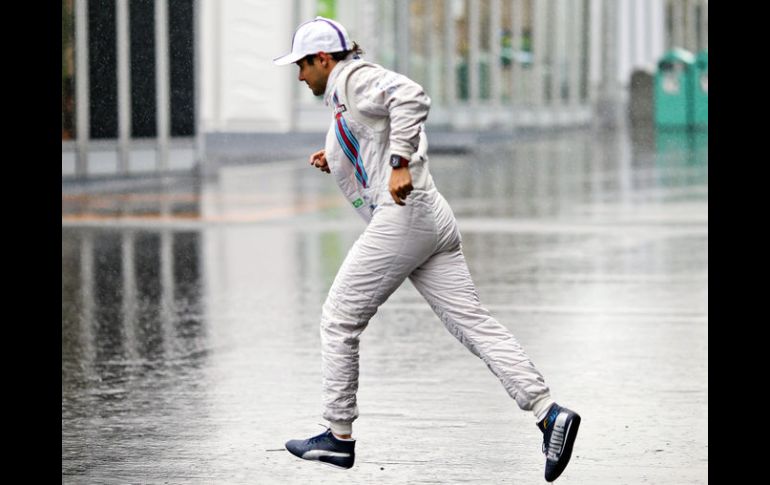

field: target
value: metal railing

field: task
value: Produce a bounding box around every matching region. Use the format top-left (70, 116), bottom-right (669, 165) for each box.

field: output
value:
top-left (293, 0), bottom-right (595, 131)
top-left (293, 0), bottom-right (708, 131)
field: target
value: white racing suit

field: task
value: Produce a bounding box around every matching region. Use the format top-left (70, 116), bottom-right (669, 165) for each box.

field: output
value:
top-left (320, 58), bottom-right (553, 434)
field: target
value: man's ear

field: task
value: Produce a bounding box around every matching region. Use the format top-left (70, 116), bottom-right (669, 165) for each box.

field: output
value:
top-left (317, 51), bottom-right (332, 66)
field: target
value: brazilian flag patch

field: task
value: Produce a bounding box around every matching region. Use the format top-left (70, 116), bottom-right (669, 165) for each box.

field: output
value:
top-left (352, 198), bottom-right (364, 208)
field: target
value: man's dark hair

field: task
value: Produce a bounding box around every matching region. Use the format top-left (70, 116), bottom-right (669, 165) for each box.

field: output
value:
top-left (303, 42), bottom-right (363, 65)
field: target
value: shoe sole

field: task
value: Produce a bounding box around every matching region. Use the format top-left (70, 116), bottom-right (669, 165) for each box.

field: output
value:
top-left (285, 446), bottom-right (354, 470)
top-left (317, 459), bottom-right (354, 470)
top-left (546, 414), bottom-right (581, 482)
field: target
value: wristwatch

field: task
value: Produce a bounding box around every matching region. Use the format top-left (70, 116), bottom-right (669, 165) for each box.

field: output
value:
top-left (389, 155), bottom-right (409, 169)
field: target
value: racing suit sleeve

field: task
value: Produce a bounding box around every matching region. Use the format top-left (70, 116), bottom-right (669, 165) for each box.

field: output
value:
top-left (348, 66), bottom-right (431, 160)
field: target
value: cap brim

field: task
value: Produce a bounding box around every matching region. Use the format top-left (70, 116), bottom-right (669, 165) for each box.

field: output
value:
top-left (273, 51), bottom-right (305, 66)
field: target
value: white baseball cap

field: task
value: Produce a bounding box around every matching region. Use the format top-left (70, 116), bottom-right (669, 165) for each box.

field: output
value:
top-left (273, 16), bottom-right (352, 66)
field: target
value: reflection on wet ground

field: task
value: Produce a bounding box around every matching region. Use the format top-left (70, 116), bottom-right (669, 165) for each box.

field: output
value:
top-left (62, 126), bottom-right (707, 484)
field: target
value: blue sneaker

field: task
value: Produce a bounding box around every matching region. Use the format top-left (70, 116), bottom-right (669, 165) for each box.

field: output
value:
top-left (538, 403), bottom-right (581, 482)
top-left (285, 428), bottom-right (355, 469)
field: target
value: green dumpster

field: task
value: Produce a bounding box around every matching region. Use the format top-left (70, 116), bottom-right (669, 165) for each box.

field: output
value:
top-left (654, 48), bottom-right (696, 128)
top-left (693, 50), bottom-right (708, 128)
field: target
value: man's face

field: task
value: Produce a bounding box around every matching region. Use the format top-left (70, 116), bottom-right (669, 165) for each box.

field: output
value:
top-left (296, 56), bottom-right (329, 96)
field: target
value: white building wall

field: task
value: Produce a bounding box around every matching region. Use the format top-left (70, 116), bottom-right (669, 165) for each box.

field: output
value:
top-left (615, 0), bottom-right (666, 87)
top-left (589, 0), bottom-right (666, 114)
top-left (200, 0), bottom-right (294, 132)
top-left (588, 0), bottom-right (603, 101)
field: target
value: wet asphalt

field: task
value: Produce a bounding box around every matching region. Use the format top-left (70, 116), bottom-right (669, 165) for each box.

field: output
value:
top-left (62, 124), bottom-right (708, 484)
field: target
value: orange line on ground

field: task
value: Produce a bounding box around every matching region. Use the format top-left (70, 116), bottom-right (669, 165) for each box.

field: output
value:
top-left (62, 197), bottom-right (344, 224)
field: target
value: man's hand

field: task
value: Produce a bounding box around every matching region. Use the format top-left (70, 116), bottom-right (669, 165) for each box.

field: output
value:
top-left (389, 167), bottom-right (413, 206)
top-left (309, 149), bottom-right (330, 173)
